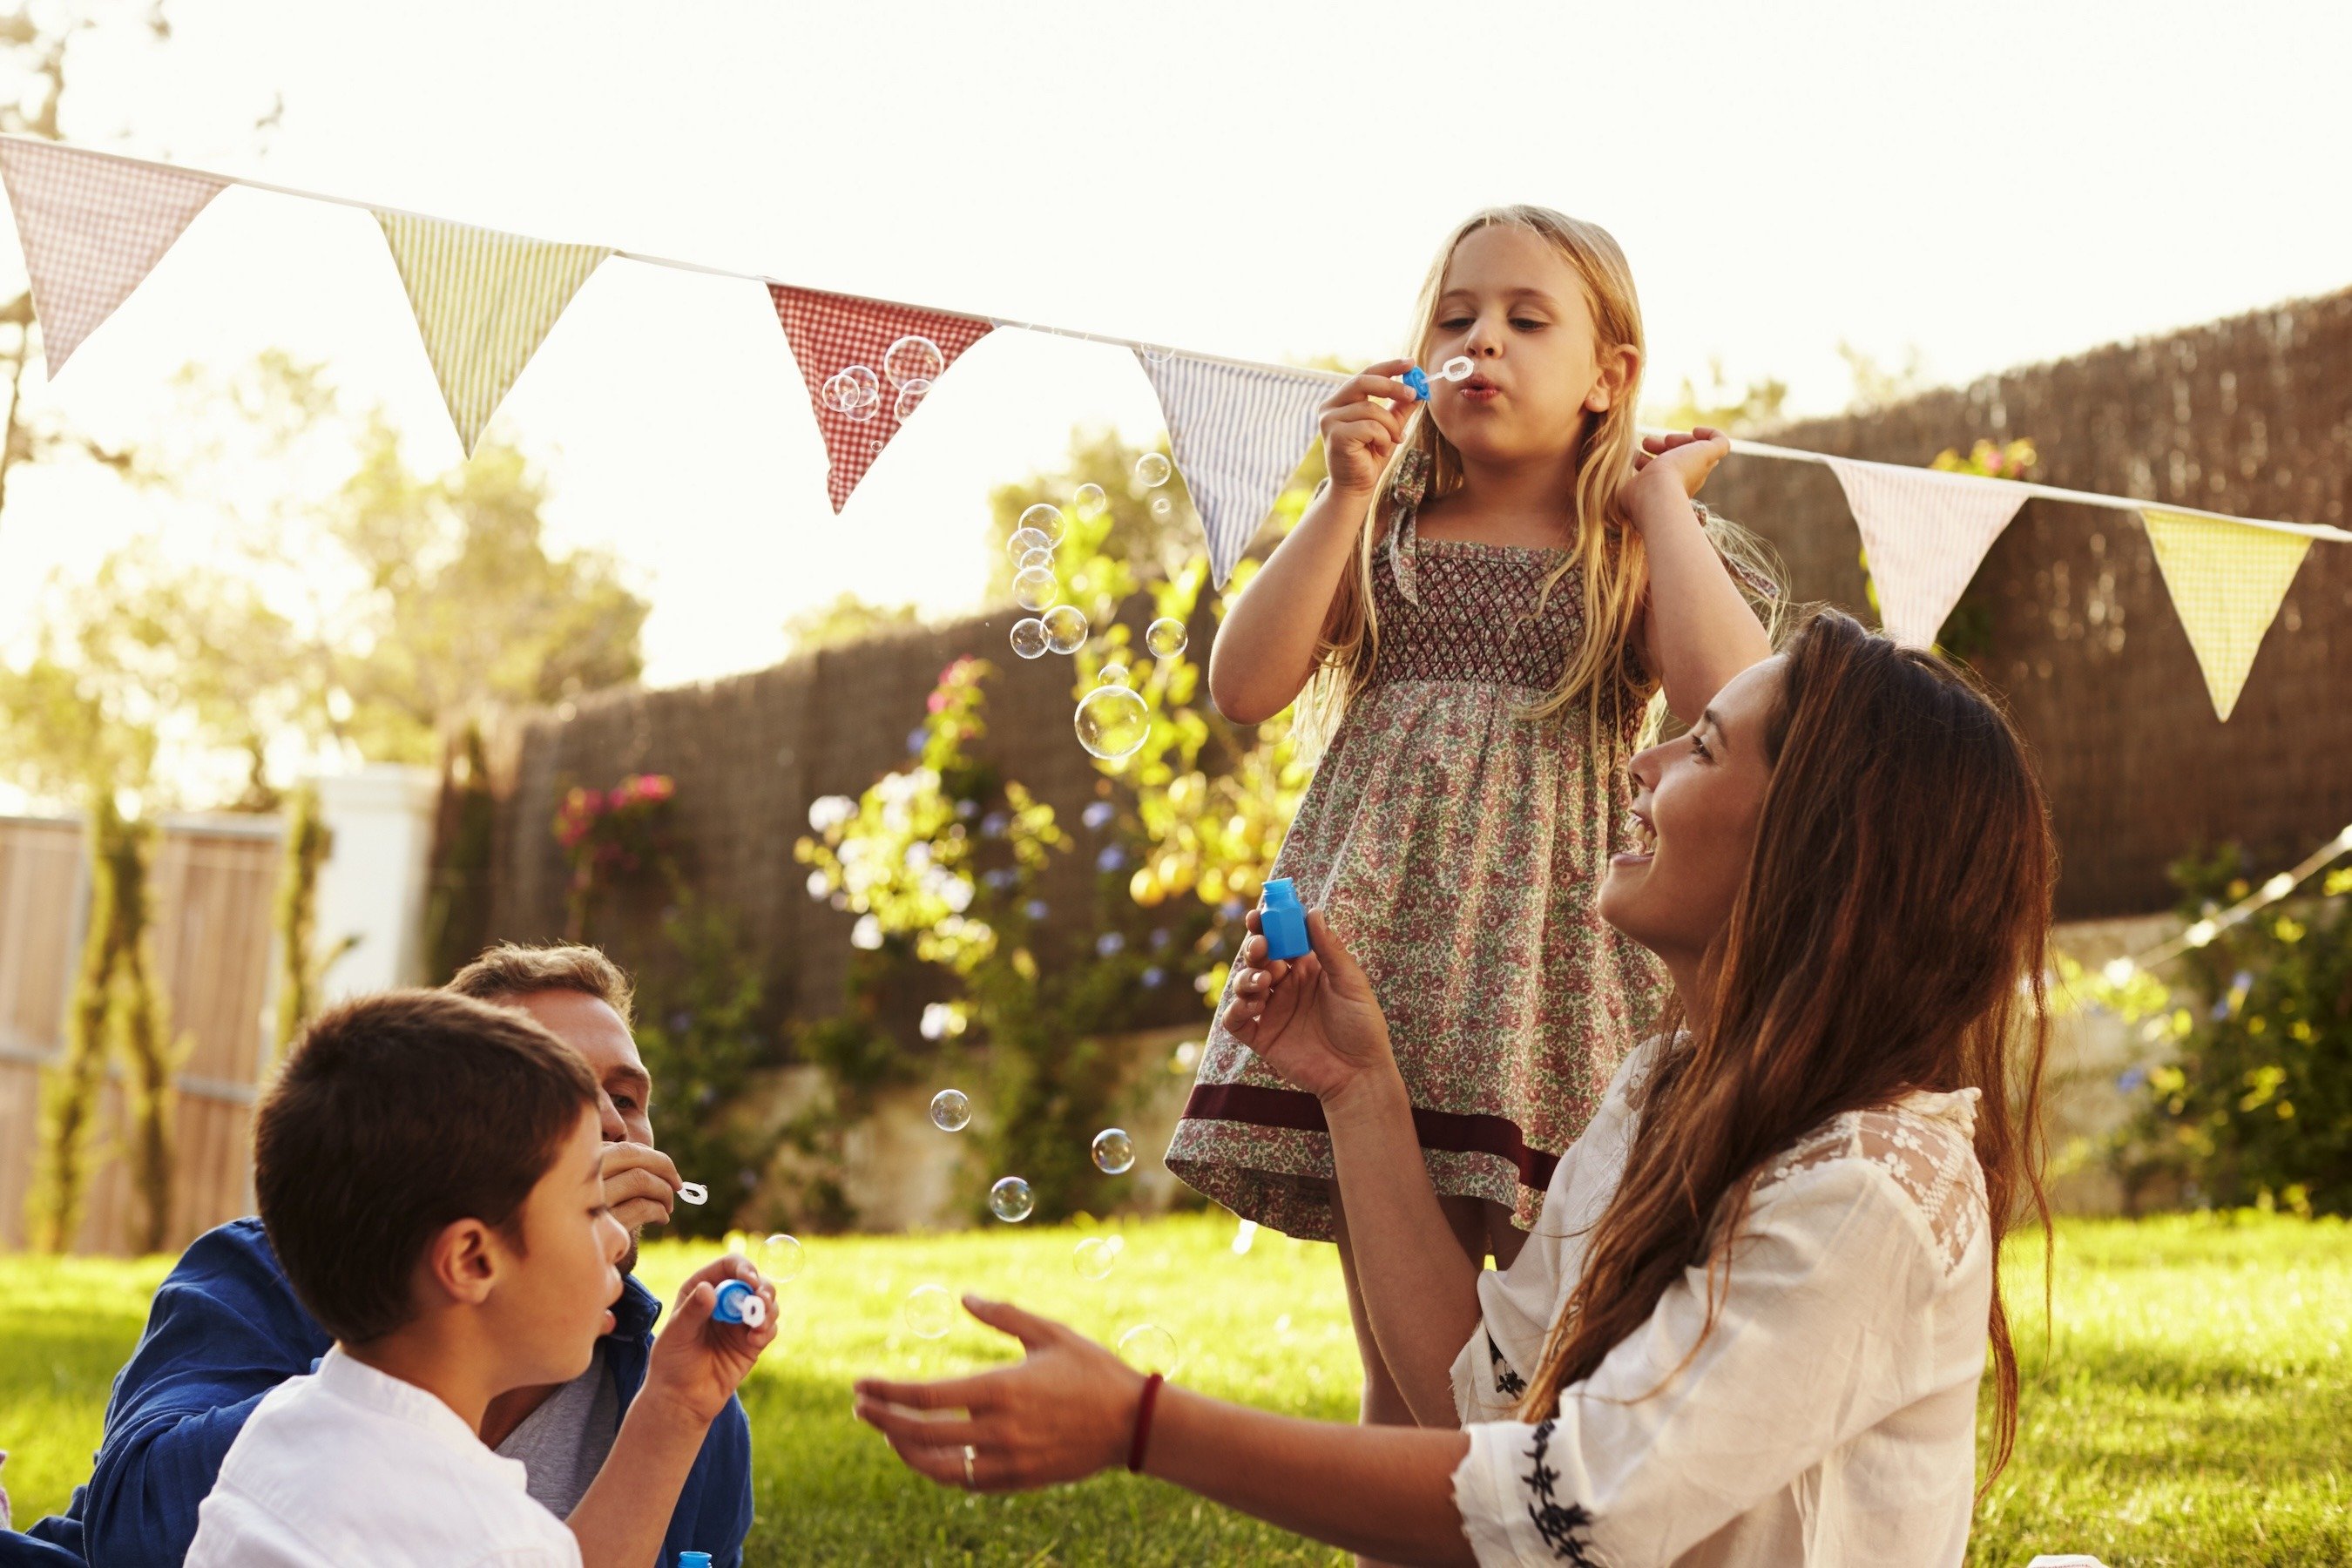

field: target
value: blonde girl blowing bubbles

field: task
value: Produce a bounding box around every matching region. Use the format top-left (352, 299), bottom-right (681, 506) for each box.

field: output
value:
top-left (1165, 206), bottom-right (1781, 1428)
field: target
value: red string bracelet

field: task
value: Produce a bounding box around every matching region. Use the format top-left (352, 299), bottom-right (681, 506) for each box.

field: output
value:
top-left (1125, 1371), bottom-right (1166, 1473)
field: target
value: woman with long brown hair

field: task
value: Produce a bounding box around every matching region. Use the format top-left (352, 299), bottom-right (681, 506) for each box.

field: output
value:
top-left (854, 608), bottom-right (2054, 1567)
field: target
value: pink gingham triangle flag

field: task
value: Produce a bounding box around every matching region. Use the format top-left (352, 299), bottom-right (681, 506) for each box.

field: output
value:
top-left (1821, 455), bottom-right (2031, 648)
top-left (767, 285), bottom-right (995, 510)
top-left (0, 139), bottom-right (225, 376)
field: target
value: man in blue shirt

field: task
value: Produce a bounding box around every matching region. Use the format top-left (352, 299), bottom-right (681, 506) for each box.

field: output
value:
top-left (5, 943), bottom-right (754, 1568)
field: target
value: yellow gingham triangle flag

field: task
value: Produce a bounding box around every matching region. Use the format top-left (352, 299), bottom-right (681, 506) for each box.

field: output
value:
top-left (375, 213), bottom-right (608, 455)
top-left (2139, 508), bottom-right (2312, 721)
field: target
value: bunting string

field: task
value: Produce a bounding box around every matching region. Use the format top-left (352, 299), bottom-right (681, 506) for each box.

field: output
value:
top-left (0, 132), bottom-right (2345, 707)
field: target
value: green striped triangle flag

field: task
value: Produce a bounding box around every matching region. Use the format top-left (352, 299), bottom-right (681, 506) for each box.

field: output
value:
top-left (375, 213), bottom-right (609, 455)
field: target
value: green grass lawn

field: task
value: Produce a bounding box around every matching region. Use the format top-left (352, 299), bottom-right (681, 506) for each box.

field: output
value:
top-left (3, 1213), bottom-right (2347, 1565)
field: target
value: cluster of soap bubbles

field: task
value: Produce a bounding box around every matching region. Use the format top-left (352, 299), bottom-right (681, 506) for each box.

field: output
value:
top-left (821, 336), bottom-right (946, 443)
top-left (999, 449), bottom-right (1198, 767)
top-left (907, 1085), bottom-right (1153, 1338)
top-left (1007, 497), bottom-right (1093, 663)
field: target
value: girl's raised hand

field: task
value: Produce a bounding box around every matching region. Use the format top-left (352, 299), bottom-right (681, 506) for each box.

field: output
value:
top-left (1319, 359), bottom-right (1420, 500)
top-left (1220, 909), bottom-right (1397, 1101)
top-left (1634, 425), bottom-right (1733, 497)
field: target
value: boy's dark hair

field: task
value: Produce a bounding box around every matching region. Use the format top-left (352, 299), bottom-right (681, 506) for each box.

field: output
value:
top-left (447, 942), bottom-right (634, 1027)
top-left (255, 990), bottom-right (600, 1344)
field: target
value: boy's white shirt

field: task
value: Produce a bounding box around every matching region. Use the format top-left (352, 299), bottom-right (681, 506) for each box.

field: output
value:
top-left (185, 1344), bottom-right (583, 1568)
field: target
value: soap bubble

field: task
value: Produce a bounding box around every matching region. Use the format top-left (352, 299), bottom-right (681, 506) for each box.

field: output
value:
top-left (1141, 343), bottom-right (1174, 365)
top-left (822, 365), bottom-right (881, 411)
top-left (892, 379), bottom-right (931, 421)
top-left (1437, 354), bottom-right (1476, 382)
top-left (1145, 618), bottom-right (1188, 659)
top-left (1075, 686), bottom-right (1150, 761)
top-left (1019, 503), bottom-right (1068, 545)
top-left (1010, 618), bottom-right (1049, 659)
top-left (1008, 525), bottom-right (1054, 559)
top-left (1134, 452), bottom-right (1172, 488)
top-left (1116, 1323), bottom-right (1181, 1375)
top-left (989, 1176), bottom-right (1035, 1222)
top-left (1042, 605), bottom-right (1088, 654)
top-left (1097, 663), bottom-right (1128, 686)
top-left (883, 335), bottom-right (946, 389)
top-left (756, 1233), bottom-right (804, 1284)
top-left (929, 1089), bottom-right (972, 1132)
top-left (842, 393), bottom-right (881, 423)
top-left (1012, 565), bottom-right (1058, 612)
top-left (1073, 1233), bottom-right (1125, 1281)
top-left (1017, 546), bottom-right (1055, 572)
top-left (1073, 483), bottom-right (1108, 517)
top-left (903, 1283), bottom-right (954, 1339)
top-left (1148, 496), bottom-right (1172, 521)
top-left (1092, 1127), bottom-right (1135, 1175)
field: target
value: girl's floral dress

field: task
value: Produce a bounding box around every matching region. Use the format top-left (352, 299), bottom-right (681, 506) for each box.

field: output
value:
top-left (1167, 461), bottom-right (1765, 1240)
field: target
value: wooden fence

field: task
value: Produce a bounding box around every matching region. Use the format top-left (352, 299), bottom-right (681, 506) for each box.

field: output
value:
top-left (0, 812), bottom-right (281, 1254)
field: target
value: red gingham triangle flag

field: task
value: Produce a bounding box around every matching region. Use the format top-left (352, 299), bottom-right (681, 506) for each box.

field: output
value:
top-left (0, 139), bottom-right (226, 377)
top-left (767, 285), bottom-right (995, 510)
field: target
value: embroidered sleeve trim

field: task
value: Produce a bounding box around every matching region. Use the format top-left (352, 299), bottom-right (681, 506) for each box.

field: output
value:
top-left (1521, 1419), bottom-right (1605, 1565)
top-left (1488, 1331), bottom-right (1527, 1399)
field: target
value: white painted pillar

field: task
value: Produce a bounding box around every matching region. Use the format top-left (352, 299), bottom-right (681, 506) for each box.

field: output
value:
top-left (313, 764), bottom-right (440, 997)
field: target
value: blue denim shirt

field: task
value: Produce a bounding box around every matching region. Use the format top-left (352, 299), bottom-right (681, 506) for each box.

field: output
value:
top-left (7, 1218), bottom-right (752, 1568)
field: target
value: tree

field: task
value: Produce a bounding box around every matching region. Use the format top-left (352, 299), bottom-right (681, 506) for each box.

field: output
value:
top-left (1646, 358), bottom-right (1790, 436)
top-left (783, 592), bottom-right (923, 656)
top-left (329, 425), bottom-right (649, 761)
top-left (17, 355), bottom-right (653, 805)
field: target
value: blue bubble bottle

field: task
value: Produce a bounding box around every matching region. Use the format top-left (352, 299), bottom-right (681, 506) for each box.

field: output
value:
top-left (679, 1553), bottom-right (713, 1568)
top-left (712, 1279), bottom-right (767, 1328)
top-left (1401, 356), bottom-right (1476, 402)
top-left (1259, 879), bottom-right (1310, 963)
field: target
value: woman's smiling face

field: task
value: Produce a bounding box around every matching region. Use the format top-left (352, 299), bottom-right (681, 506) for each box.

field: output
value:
top-left (1599, 655), bottom-right (1784, 966)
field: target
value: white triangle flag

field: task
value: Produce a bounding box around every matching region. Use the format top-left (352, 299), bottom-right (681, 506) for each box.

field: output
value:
top-left (1135, 351), bottom-right (1333, 587)
top-left (2139, 508), bottom-right (2311, 721)
top-left (0, 139), bottom-right (226, 376)
top-left (1821, 456), bottom-right (2031, 649)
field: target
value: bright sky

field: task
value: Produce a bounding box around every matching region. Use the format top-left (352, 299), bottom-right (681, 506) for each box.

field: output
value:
top-left (5, 0), bottom-right (2351, 693)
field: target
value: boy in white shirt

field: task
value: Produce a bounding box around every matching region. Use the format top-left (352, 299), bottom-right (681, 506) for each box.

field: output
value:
top-left (186, 990), bottom-right (778, 1568)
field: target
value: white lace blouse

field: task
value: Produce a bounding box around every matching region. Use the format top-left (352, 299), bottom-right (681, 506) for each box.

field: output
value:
top-left (1447, 1037), bottom-right (1993, 1567)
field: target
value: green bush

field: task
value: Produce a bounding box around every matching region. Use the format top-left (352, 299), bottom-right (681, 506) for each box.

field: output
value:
top-left (2112, 843), bottom-right (2352, 1215)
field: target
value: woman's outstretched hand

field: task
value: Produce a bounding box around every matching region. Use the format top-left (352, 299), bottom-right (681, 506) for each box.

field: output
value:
top-left (1220, 909), bottom-right (1398, 1103)
top-left (853, 1297), bottom-right (1146, 1493)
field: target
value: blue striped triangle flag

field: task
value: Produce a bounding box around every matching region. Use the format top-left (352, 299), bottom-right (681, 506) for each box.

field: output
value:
top-left (375, 213), bottom-right (610, 455)
top-left (1134, 351), bottom-right (1335, 587)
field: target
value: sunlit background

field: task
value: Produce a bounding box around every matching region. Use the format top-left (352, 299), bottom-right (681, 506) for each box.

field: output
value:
top-left (5, 0), bottom-right (2352, 774)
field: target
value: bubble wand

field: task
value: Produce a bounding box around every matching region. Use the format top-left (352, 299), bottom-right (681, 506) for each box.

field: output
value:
top-left (1401, 355), bottom-right (1477, 401)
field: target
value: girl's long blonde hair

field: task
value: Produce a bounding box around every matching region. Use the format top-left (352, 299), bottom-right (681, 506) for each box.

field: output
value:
top-left (1302, 205), bottom-right (1779, 754)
